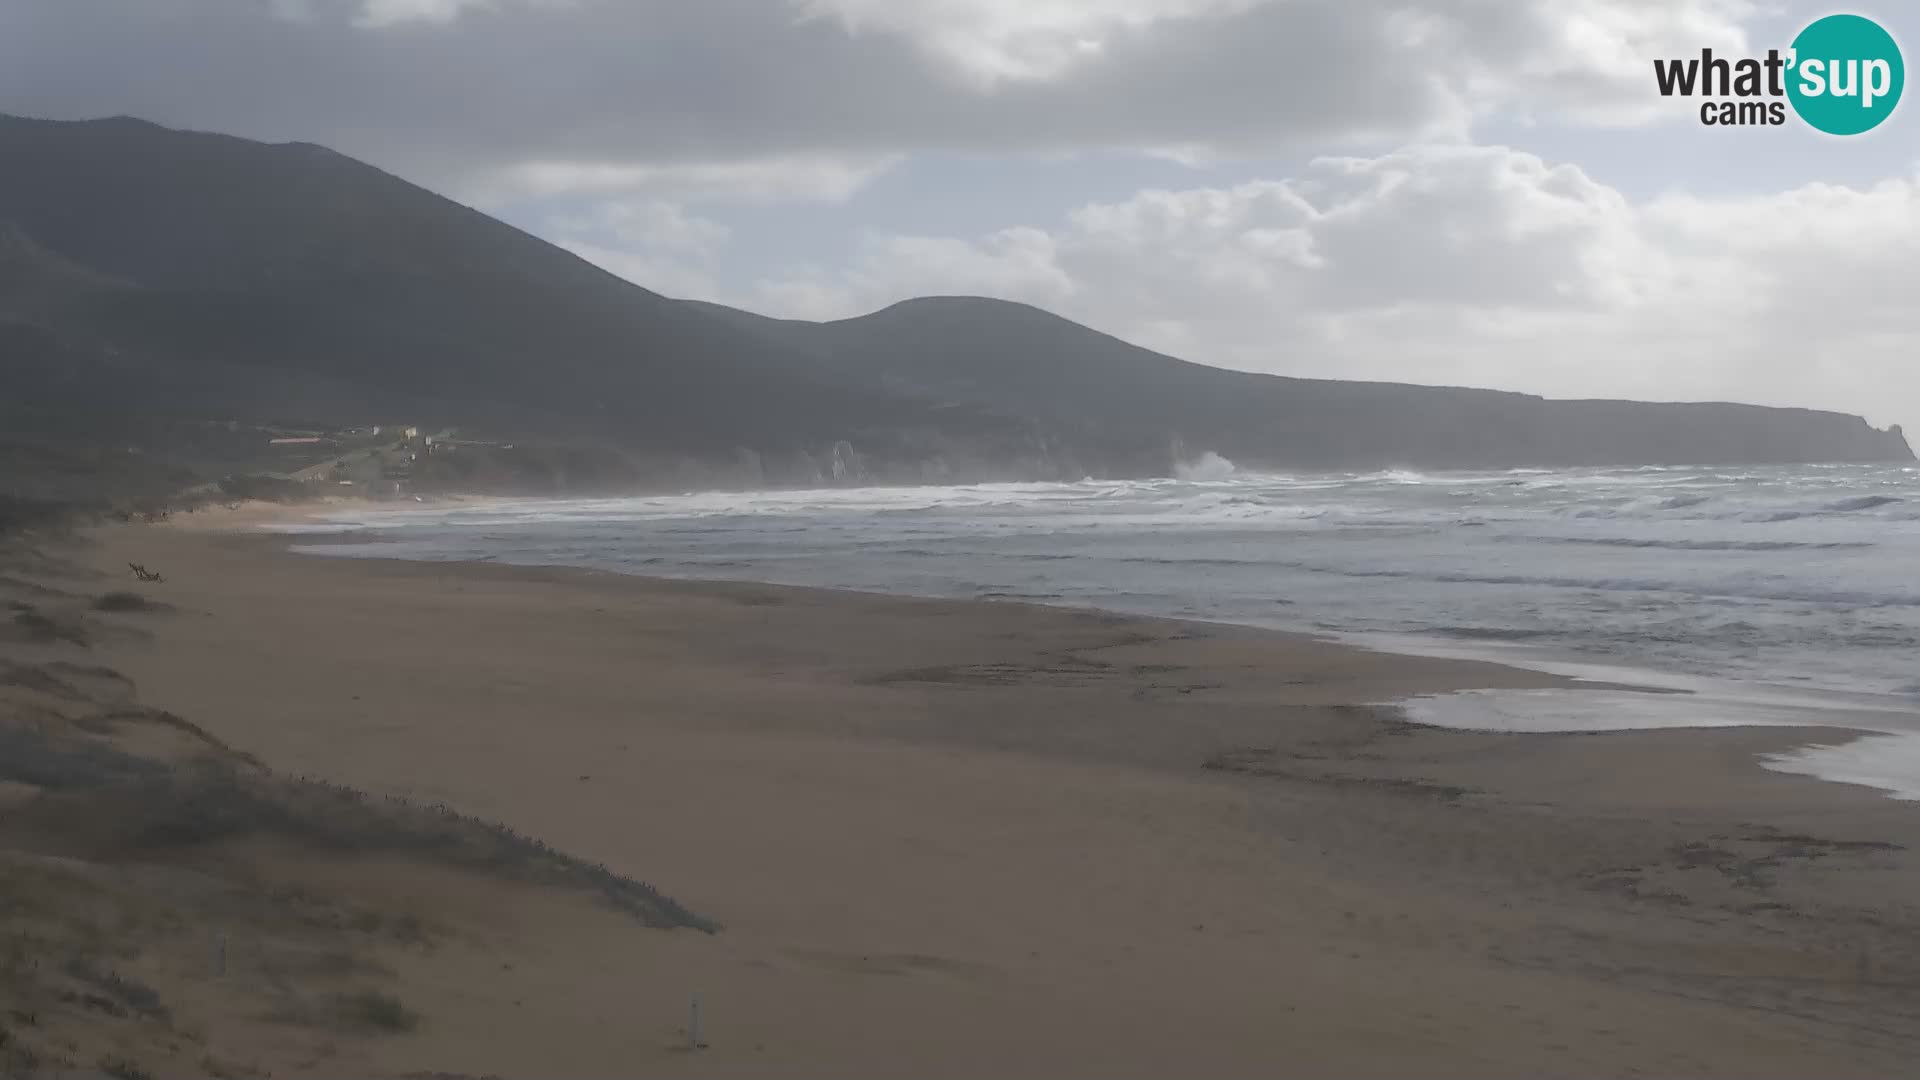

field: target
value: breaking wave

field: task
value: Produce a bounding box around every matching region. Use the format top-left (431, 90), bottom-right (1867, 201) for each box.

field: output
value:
top-left (282, 460), bottom-right (1920, 702)
top-left (1173, 451), bottom-right (1238, 481)
top-left (1827, 494), bottom-right (1903, 512)
top-left (1527, 536), bottom-right (1875, 552)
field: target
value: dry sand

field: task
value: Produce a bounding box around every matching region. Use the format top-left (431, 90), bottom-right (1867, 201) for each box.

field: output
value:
top-left (7, 509), bottom-right (1920, 1077)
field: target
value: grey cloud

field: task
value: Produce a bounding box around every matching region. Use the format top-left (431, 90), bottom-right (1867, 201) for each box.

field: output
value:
top-left (0, 0), bottom-right (1731, 194)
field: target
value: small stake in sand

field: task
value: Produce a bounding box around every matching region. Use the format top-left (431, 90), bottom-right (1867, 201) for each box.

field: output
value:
top-left (212, 930), bottom-right (227, 978)
top-left (689, 994), bottom-right (706, 1050)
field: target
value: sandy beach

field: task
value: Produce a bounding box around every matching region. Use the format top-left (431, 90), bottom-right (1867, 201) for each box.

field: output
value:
top-left (5, 510), bottom-right (1920, 1077)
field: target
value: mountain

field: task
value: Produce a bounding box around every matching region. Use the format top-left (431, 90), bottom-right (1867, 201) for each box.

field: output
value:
top-left (703, 296), bottom-right (1913, 470)
top-left (0, 113), bottom-right (1909, 497)
top-left (0, 115), bottom-right (1022, 456)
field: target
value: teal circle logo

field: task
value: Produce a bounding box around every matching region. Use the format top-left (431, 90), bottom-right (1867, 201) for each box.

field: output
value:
top-left (1787, 14), bottom-right (1904, 135)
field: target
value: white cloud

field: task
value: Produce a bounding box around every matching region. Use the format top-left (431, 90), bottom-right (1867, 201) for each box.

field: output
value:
top-left (794, 0), bottom-right (1267, 84)
top-left (561, 240), bottom-right (726, 300)
top-left (788, 0), bottom-right (1752, 122)
top-left (744, 145), bottom-right (1920, 429)
top-left (1444, 0), bottom-right (1755, 126)
top-left (352, 0), bottom-right (494, 28)
top-left (547, 200), bottom-right (732, 300)
top-left (561, 200), bottom-right (732, 255)
top-left (464, 154), bottom-right (901, 206)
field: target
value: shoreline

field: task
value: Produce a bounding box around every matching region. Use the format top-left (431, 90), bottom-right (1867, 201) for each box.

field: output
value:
top-left (120, 509), bottom-right (1918, 817)
top-left (255, 497), bottom-right (1920, 802)
top-left (13, 511), bottom-right (1920, 1075)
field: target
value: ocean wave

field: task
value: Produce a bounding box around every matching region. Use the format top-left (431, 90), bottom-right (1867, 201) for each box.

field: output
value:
top-left (278, 461), bottom-right (1920, 704)
top-left (1566, 491), bottom-right (1906, 523)
top-left (1173, 451), bottom-right (1238, 481)
top-left (1434, 616), bottom-right (1917, 655)
top-left (1109, 555), bottom-right (1277, 568)
top-left (1432, 626), bottom-right (1561, 641)
top-left (1523, 536), bottom-right (1875, 552)
top-left (1287, 563), bottom-right (1920, 608)
top-left (1743, 496), bottom-right (1903, 522)
top-left (1826, 495), bottom-right (1903, 512)
top-left (1567, 497), bottom-right (1703, 519)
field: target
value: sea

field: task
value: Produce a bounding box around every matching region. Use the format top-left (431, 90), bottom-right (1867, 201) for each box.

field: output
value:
top-left (273, 458), bottom-right (1920, 799)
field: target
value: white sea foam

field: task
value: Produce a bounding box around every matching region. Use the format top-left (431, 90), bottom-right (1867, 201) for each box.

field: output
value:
top-left (1172, 451), bottom-right (1238, 481)
top-left (1763, 734), bottom-right (1920, 800)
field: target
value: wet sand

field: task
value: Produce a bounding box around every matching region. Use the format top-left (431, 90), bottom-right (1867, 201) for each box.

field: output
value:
top-left (14, 513), bottom-right (1920, 1077)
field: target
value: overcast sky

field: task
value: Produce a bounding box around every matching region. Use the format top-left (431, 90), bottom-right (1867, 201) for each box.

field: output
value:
top-left (5, 0), bottom-right (1917, 430)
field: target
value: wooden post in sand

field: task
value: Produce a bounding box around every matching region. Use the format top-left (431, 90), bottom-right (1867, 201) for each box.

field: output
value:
top-left (689, 994), bottom-right (704, 1050)
top-left (212, 930), bottom-right (227, 977)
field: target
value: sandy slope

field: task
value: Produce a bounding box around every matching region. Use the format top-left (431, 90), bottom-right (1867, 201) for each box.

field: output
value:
top-left (22, 514), bottom-right (1920, 1077)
